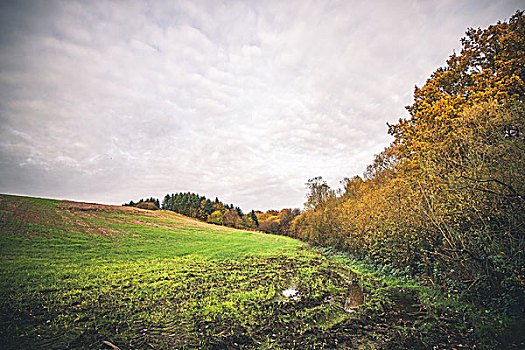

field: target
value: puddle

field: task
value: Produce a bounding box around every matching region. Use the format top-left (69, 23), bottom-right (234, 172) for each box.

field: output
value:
top-left (280, 277), bottom-right (300, 301)
top-left (277, 272), bottom-right (366, 311)
top-left (344, 282), bottom-right (364, 313)
top-left (389, 289), bottom-right (419, 314)
top-left (282, 288), bottom-right (300, 301)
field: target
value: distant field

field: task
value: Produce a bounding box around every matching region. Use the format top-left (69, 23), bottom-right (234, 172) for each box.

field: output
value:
top-left (0, 194), bottom-right (472, 349)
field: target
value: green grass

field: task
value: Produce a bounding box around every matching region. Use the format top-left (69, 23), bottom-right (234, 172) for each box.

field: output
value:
top-left (318, 247), bottom-right (525, 349)
top-left (1, 194), bottom-right (510, 349)
top-left (0, 195), bottom-right (370, 349)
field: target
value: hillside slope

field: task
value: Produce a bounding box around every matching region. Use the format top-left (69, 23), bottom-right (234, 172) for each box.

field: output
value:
top-left (0, 194), bottom-right (482, 349)
top-left (0, 194), bottom-right (300, 258)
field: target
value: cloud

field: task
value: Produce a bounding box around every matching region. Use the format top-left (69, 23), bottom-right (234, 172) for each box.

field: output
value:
top-left (0, 0), bottom-right (522, 210)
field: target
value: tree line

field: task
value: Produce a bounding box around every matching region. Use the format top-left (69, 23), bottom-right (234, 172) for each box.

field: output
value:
top-left (288, 12), bottom-right (524, 306)
top-left (123, 197), bottom-right (160, 209)
top-left (124, 192), bottom-right (261, 229)
top-left (123, 192), bottom-right (303, 234)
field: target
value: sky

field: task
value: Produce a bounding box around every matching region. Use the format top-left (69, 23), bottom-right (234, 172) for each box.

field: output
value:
top-left (0, 0), bottom-right (522, 211)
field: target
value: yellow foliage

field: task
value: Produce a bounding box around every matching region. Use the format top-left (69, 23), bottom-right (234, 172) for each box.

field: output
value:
top-left (291, 12), bottom-right (525, 296)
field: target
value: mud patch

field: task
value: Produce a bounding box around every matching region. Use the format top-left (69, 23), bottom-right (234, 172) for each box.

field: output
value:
top-left (388, 288), bottom-right (420, 315)
top-left (58, 201), bottom-right (125, 214)
top-left (344, 282), bottom-right (365, 313)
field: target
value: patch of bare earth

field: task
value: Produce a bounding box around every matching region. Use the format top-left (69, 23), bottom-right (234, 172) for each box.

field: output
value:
top-left (57, 201), bottom-right (139, 239)
top-left (57, 200), bottom-right (127, 214)
top-left (160, 211), bottom-right (247, 233)
top-left (0, 198), bottom-right (132, 239)
top-left (0, 196), bottom-right (61, 238)
top-left (58, 202), bottom-right (189, 235)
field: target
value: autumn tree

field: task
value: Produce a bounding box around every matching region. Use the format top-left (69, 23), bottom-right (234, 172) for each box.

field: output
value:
top-left (389, 11), bottom-right (525, 174)
top-left (305, 177), bottom-right (334, 210)
top-left (384, 11), bottom-right (525, 292)
top-left (291, 11), bottom-right (525, 299)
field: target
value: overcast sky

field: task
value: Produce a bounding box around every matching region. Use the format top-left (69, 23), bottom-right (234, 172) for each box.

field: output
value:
top-left (0, 0), bottom-right (521, 211)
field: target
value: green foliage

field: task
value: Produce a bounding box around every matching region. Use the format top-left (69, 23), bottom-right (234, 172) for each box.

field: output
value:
top-left (207, 209), bottom-right (223, 225)
top-left (249, 210), bottom-right (259, 227)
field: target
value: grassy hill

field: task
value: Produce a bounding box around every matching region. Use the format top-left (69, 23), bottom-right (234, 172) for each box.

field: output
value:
top-left (0, 194), bottom-right (498, 349)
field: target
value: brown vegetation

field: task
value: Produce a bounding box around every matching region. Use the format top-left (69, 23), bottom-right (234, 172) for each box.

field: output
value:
top-left (134, 201), bottom-right (159, 210)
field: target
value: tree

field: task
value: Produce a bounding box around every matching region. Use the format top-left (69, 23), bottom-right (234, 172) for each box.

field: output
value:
top-left (249, 210), bottom-right (259, 227)
top-left (305, 177), bottom-right (334, 210)
top-left (383, 11), bottom-right (525, 290)
top-left (222, 209), bottom-right (242, 228)
top-left (278, 209), bottom-right (294, 235)
top-left (203, 199), bottom-right (214, 216)
top-left (235, 206), bottom-right (244, 218)
top-left (290, 12), bottom-right (525, 298)
top-left (258, 220), bottom-right (280, 235)
top-left (242, 215), bottom-right (256, 229)
top-left (389, 11), bottom-right (525, 174)
top-left (161, 194), bottom-right (171, 210)
top-left (341, 176), bottom-right (365, 198)
top-left (207, 210), bottom-right (223, 225)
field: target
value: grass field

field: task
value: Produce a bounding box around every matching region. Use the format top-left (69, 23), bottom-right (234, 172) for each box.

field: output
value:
top-left (0, 194), bottom-right (486, 349)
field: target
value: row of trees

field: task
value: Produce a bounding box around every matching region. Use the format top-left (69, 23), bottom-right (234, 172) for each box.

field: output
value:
top-left (123, 192), bottom-right (305, 234)
top-left (124, 192), bottom-right (260, 229)
top-left (123, 197), bottom-right (160, 209)
top-left (290, 12), bottom-right (524, 303)
top-left (255, 208), bottom-right (302, 235)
